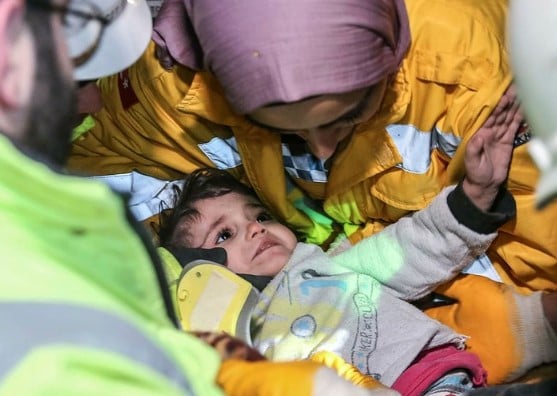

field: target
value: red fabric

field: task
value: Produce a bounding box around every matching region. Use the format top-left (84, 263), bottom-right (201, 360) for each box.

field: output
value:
top-left (391, 345), bottom-right (487, 396)
top-left (118, 70), bottom-right (139, 110)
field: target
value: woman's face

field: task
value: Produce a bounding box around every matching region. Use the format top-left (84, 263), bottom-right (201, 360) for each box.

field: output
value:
top-left (248, 80), bottom-right (387, 160)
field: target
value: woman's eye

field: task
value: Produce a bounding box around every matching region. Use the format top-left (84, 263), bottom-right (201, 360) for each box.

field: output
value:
top-left (256, 212), bottom-right (272, 222)
top-left (337, 109), bottom-right (365, 127)
top-left (216, 229), bottom-right (232, 244)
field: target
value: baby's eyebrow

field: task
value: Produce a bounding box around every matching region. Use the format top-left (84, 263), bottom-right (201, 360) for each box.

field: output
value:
top-left (244, 202), bottom-right (268, 213)
top-left (246, 201), bottom-right (265, 208)
top-left (188, 214), bottom-right (225, 248)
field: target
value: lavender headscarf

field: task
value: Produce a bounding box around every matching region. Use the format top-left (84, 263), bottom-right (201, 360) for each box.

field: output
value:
top-left (153, 0), bottom-right (410, 114)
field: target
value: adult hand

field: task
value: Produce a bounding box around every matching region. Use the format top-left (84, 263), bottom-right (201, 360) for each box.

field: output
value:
top-left (463, 85), bottom-right (523, 211)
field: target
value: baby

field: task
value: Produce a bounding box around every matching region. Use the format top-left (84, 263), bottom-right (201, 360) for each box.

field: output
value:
top-left (159, 126), bottom-right (557, 395)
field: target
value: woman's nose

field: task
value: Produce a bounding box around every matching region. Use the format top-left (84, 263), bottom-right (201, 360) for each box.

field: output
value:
top-left (302, 127), bottom-right (352, 160)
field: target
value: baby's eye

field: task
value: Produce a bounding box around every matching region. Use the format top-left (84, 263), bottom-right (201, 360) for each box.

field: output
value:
top-left (216, 229), bottom-right (233, 244)
top-left (256, 212), bottom-right (273, 222)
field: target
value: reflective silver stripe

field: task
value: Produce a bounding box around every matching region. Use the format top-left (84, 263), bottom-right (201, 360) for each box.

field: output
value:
top-left (198, 136), bottom-right (242, 170)
top-left (90, 126), bottom-right (464, 219)
top-left (461, 253), bottom-right (503, 283)
top-left (197, 126), bottom-right (463, 176)
top-left (91, 172), bottom-right (184, 221)
top-left (433, 126), bottom-right (461, 159)
top-left (386, 124), bottom-right (462, 173)
top-left (0, 302), bottom-right (193, 394)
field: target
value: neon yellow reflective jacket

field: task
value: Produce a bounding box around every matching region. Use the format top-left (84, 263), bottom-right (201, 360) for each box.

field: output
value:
top-left (0, 135), bottom-right (223, 396)
top-left (69, 0), bottom-right (557, 293)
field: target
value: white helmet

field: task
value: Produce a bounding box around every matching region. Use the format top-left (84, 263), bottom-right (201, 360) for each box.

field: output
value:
top-left (508, 0), bottom-right (557, 207)
top-left (65, 0), bottom-right (153, 81)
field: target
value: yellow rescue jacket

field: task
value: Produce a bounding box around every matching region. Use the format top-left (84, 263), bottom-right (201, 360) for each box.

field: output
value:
top-left (69, 0), bottom-right (557, 293)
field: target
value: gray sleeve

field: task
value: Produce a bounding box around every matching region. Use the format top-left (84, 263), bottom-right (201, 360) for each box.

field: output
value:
top-left (332, 186), bottom-right (497, 300)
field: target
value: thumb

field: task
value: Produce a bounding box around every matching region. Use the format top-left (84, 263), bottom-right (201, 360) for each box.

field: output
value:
top-left (466, 133), bottom-right (484, 159)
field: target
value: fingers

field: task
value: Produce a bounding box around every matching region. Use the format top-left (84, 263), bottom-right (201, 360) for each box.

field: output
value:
top-left (489, 84), bottom-right (520, 121)
top-left (466, 132), bottom-right (484, 158)
top-left (478, 85), bottom-right (523, 145)
top-left (491, 97), bottom-right (520, 130)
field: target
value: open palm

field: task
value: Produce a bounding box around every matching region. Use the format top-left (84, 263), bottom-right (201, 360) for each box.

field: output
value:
top-left (463, 85), bottom-right (523, 211)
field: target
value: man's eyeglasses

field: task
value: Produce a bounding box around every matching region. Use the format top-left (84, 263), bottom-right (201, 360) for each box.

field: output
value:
top-left (27, 0), bottom-right (127, 66)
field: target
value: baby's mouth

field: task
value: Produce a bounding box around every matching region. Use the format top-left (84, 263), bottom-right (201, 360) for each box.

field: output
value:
top-left (254, 239), bottom-right (277, 259)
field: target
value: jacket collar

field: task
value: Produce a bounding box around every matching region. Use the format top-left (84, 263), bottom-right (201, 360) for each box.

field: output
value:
top-left (177, 71), bottom-right (248, 128)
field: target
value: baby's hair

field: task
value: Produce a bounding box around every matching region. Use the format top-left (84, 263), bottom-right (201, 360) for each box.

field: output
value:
top-left (158, 168), bottom-right (260, 250)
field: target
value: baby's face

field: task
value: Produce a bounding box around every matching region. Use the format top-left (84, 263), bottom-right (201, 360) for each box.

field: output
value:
top-left (186, 192), bottom-right (298, 276)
